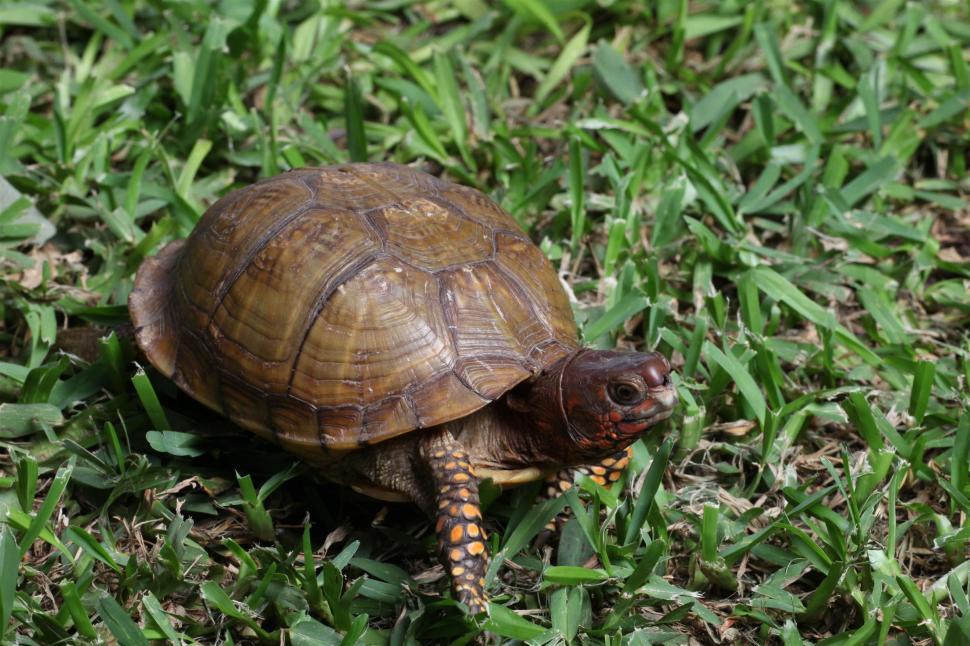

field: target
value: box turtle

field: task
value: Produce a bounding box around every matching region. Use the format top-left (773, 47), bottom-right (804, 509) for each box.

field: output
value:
top-left (128, 163), bottom-right (676, 614)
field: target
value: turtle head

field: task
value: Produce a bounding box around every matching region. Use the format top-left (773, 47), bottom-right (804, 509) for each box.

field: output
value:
top-left (507, 349), bottom-right (677, 464)
top-left (558, 349), bottom-right (676, 458)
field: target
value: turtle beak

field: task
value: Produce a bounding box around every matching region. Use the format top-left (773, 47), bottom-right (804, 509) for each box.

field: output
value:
top-left (646, 352), bottom-right (677, 419)
top-left (645, 352), bottom-right (676, 405)
top-left (652, 384), bottom-right (678, 411)
top-left (615, 353), bottom-right (677, 434)
top-left (616, 393), bottom-right (676, 434)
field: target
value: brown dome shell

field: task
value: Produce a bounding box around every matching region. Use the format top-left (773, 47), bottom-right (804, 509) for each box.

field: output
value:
top-left (129, 163), bottom-right (579, 457)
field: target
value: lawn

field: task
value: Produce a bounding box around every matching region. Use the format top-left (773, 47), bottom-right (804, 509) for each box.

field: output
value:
top-left (1, 0), bottom-right (969, 643)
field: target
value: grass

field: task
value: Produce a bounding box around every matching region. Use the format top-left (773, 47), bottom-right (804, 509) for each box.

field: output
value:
top-left (1, 0), bottom-right (969, 643)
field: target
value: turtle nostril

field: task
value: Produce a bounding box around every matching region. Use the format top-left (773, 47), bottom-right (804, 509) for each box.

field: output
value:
top-left (643, 358), bottom-right (669, 388)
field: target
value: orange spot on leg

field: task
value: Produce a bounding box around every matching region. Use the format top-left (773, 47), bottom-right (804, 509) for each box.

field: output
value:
top-left (467, 541), bottom-right (485, 556)
top-left (450, 525), bottom-right (464, 543)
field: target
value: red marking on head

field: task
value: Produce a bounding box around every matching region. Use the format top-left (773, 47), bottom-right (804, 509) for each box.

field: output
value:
top-left (617, 419), bottom-right (651, 435)
top-left (628, 400), bottom-right (658, 418)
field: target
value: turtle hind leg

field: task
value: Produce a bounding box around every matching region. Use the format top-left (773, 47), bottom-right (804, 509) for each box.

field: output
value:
top-left (337, 430), bottom-right (490, 614)
top-left (421, 434), bottom-right (490, 615)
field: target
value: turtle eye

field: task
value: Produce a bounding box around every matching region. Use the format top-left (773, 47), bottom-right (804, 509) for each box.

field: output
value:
top-left (608, 380), bottom-right (644, 405)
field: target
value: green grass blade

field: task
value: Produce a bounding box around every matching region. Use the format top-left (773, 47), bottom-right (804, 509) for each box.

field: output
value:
top-left (503, 0), bottom-right (563, 43)
top-left (140, 592), bottom-right (181, 643)
top-left (908, 360), bottom-right (935, 425)
top-left (96, 595), bottom-right (149, 646)
top-left (131, 368), bottom-right (170, 431)
top-left (703, 341), bottom-right (767, 426)
top-left (19, 461), bottom-right (73, 557)
top-left (624, 438), bottom-right (673, 544)
top-left (0, 527), bottom-right (18, 637)
top-left (344, 69), bottom-right (367, 162)
top-left (59, 580), bottom-right (97, 640)
top-left (534, 21), bottom-right (589, 108)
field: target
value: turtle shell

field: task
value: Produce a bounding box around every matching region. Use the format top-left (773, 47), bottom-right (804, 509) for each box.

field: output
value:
top-left (129, 163), bottom-right (578, 458)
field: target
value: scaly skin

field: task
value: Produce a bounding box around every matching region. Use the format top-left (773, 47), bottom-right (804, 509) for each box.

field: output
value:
top-left (542, 446), bottom-right (633, 499)
top-left (340, 350), bottom-right (676, 614)
top-left (425, 438), bottom-right (489, 615)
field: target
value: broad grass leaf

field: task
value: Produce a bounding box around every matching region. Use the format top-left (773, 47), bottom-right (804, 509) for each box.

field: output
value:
top-left (483, 604), bottom-right (546, 639)
top-left (534, 22), bottom-right (590, 108)
top-left (543, 566), bottom-right (609, 585)
top-left (146, 430), bottom-right (205, 457)
top-left (290, 618), bottom-right (343, 646)
top-left (908, 360), bottom-right (935, 424)
top-left (583, 293), bottom-right (648, 343)
top-left (624, 438), bottom-right (672, 544)
top-left (592, 42), bottom-right (645, 104)
top-left (703, 342), bottom-right (767, 426)
top-left (0, 403), bottom-right (63, 438)
top-left (65, 526), bottom-right (121, 573)
top-left (131, 368), bottom-right (171, 430)
top-left (344, 69), bottom-right (367, 162)
top-left (96, 595), bottom-right (149, 646)
top-left (502, 0), bottom-right (564, 43)
top-left (0, 527), bottom-right (17, 636)
top-left (140, 593), bottom-right (181, 644)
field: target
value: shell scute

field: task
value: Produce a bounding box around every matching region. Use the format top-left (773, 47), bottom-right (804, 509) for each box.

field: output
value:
top-left (269, 396), bottom-right (323, 454)
top-left (370, 198), bottom-right (492, 270)
top-left (436, 182), bottom-right (522, 232)
top-left (289, 258), bottom-right (456, 410)
top-left (493, 232), bottom-right (577, 346)
top-left (172, 328), bottom-right (222, 413)
top-left (219, 373), bottom-right (271, 439)
top-left (438, 262), bottom-right (553, 361)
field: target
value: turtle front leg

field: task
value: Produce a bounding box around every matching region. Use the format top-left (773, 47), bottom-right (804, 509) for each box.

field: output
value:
top-left (543, 446), bottom-right (632, 499)
top-left (421, 436), bottom-right (490, 615)
top-left (536, 446), bottom-right (633, 543)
